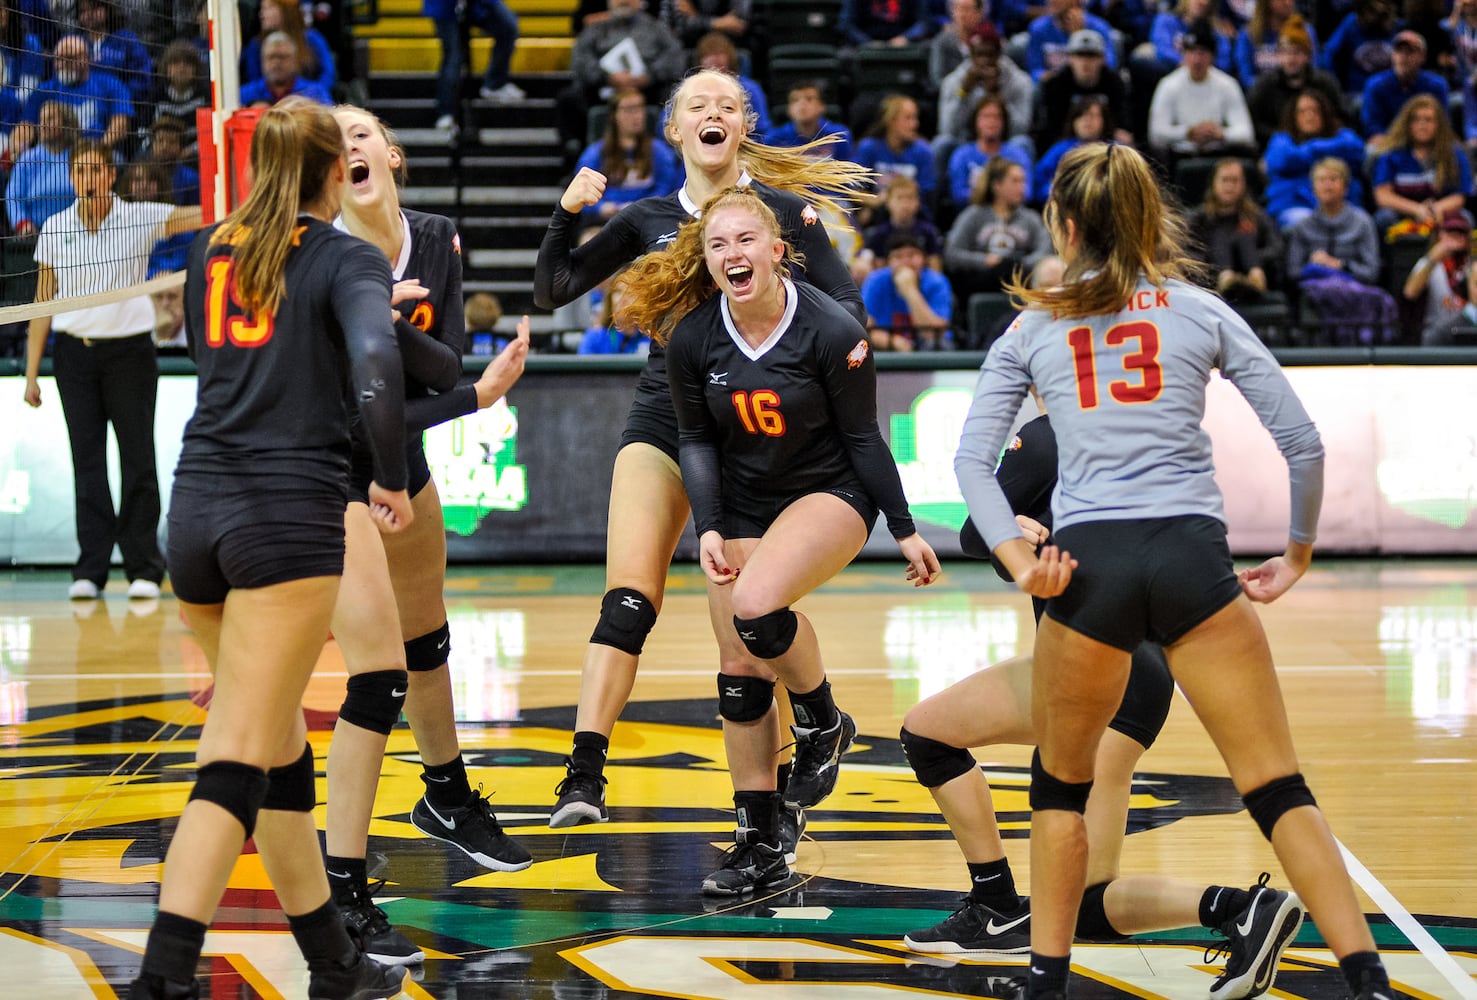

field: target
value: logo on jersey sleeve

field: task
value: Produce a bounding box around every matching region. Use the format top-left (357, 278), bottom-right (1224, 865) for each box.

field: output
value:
top-left (1007, 433), bottom-right (1024, 452)
top-left (408, 302), bottom-right (435, 332)
top-left (452, 231), bottom-right (462, 254)
top-left (846, 339), bottom-right (869, 369)
top-left (801, 204), bottom-right (820, 226)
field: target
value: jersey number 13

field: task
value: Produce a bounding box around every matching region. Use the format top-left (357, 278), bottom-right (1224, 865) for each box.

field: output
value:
top-left (1066, 321), bottom-right (1163, 409)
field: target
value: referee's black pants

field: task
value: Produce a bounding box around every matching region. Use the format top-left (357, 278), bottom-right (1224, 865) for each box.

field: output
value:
top-left (52, 331), bottom-right (164, 587)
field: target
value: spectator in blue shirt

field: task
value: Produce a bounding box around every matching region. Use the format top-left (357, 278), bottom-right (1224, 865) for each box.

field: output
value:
top-left (861, 230), bottom-right (954, 350)
top-left (1263, 89), bottom-right (1366, 227)
top-left (240, 0), bottom-right (338, 95)
top-left (77, 0), bottom-right (153, 107)
top-left (840, 0), bottom-right (938, 47)
top-left (240, 32), bottom-right (334, 107)
top-left (1032, 93), bottom-right (1110, 205)
top-left (577, 284), bottom-right (650, 354)
top-left (1027, 0), bottom-right (1116, 81)
top-left (855, 94), bottom-right (937, 222)
top-left (0, 0), bottom-right (46, 102)
top-left (1320, 0), bottom-right (1399, 96)
top-left (1147, 0), bottom-right (1235, 75)
top-left (5, 101), bottom-right (76, 236)
top-left (945, 95), bottom-right (1033, 210)
top-left (18, 35), bottom-right (133, 152)
top-left (1370, 92), bottom-right (1474, 236)
top-left (1362, 30), bottom-right (1449, 142)
top-left (763, 80), bottom-right (853, 161)
top-left (1233, 0), bottom-right (1317, 88)
top-left (575, 87), bottom-right (681, 222)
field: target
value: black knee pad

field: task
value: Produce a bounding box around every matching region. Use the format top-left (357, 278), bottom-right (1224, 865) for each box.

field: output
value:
top-left (338, 669), bottom-right (408, 736)
top-left (405, 622), bottom-right (451, 672)
top-left (732, 607), bottom-right (798, 659)
top-left (1076, 881), bottom-right (1130, 941)
top-left (262, 742), bottom-right (316, 813)
top-left (899, 726), bottom-right (977, 788)
top-left (1243, 772), bottom-right (1318, 840)
top-left (590, 588), bottom-right (658, 655)
top-left (1029, 748), bottom-right (1094, 814)
top-left (189, 760), bottom-right (270, 838)
top-left (718, 673), bottom-right (775, 722)
top-left (1108, 642), bottom-right (1174, 750)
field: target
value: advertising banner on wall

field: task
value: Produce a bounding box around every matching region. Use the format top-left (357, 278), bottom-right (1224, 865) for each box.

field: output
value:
top-left (3, 365), bottom-right (1475, 566)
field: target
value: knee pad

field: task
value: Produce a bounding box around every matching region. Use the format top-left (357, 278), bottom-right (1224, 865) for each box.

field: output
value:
top-left (899, 726), bottom-right (977, 788)
top-left (338, 669), bottom-right (408, 736)
top-left (1108, 642), bottom-right (1174, 750)
top-left (1029, 748), bottom-right (1094, 814)
top-left (590, 588), bottom-right (658, 655)
top-left (405, 622), bottom-right (451, 672)
top-left (1076, 881), bottom-right (1129, 941)
top-left (732, 607), bottom-right (798, 660)
top-left (261, 742), bottom-right (316, 813)
top-left (718, 673), bottom-right (775, 722)
top-left (189, 760), bottom-right (270, 838)
top-left (1243, 772), bottom-right (1318, 840)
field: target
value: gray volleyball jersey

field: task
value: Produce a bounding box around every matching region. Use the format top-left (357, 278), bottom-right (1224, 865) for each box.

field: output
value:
top-left (956, 277), bottom-right (1324, 552)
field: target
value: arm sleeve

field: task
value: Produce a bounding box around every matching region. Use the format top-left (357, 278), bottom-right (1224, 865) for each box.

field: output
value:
top-left (817, 317), bottom-right (916, 538)
top-left (403, 382), bottom-right (478, 434)
top-left (955, 332), bottom-right (1035, 550)
top-left (534, 204), bottom-right (642, 309)
top-left (787, 203), bottom-right (867, 325)
top-left (1215, 311), bottom-right (1324, 544)
top-left (435, 223), bottom-right (468, 354)
top-left (984, 414), bottom-right (1058, 579)
top-left (333, 254), bottom-right (409, 491)
top-left (395, 317), bottom-right (462, 392)
top-left (665, 322), bottom-right (725, 536)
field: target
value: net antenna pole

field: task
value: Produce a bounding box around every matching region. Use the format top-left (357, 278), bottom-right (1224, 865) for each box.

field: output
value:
top-left (205, 0), bottom-right (243, 221)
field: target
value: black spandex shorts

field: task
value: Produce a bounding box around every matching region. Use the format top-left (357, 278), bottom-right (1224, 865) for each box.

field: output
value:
top-left (348, 441), bottom-right (433, 504)
top-left (1045, 515), bottom-right (1243, 653)
top-left (167, 472), bottom-right (347, 605)
top-left (723, 482), bottom-right (879, 540)
top-left (618, 390), bottom-right (680, 462)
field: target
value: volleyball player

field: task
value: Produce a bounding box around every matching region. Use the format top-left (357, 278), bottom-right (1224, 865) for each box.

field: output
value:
top-left (533, 69), bottom-right (872, 883)
top-left (903, 408), bottom-right (1303, 1000)
top-left (128, 97), bottom-right (407, 1000)
top-left (318, 105), bottom-right (533, 966)
top-left (955, 142), bottom-right (1400, 1000)
top-left (614, 187), bottom-right (939, 893)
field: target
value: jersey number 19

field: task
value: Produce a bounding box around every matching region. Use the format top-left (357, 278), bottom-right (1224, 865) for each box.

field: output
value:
top-left (203, 256), bottom-right (276, 349)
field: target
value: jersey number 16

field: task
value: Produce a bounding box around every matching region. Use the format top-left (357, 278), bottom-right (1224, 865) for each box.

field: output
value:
top-left (731, 390), bottom-right (786, 437)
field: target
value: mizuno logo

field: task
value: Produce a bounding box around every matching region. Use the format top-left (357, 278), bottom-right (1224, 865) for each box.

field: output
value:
top-left (724, 686), bottom-right (743, 696)
top-left (985, 911), bottom-right (1031, 936)
top-left (739, 630), bottom-right (756, 640)
top-left (709, 371), bottom-right (728, 385)
top-left (657, 230), bottom-right (679, 243)
top-left (423, 800), bottom-right (458, 830)
top-left (391, 687), bottom-right (407, 698)
top-left (621, 596), bottom-right (643, 611)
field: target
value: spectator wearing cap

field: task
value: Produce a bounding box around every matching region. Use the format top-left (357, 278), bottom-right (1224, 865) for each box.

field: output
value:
top-left (929, 0), bottom-right (986, 88)
top-left (1031, 25), bottom-right (1133, 152)
top-left (1233, 0), bottom-right (1318, 89)
top-left (1146, 0), bottom-right (1234, 77)
top-left (1026, 0), bottom-right (1116, 81)
top-left (1320, 0), bottom-right (1399, 97)
top-left (1403, 207), bottom-right (1475, 343)
top-left (1147, 19), bottom-right (1255, 161)
top-left (860, 230), bottom-right (954, 351)
top-left (936, 21), bottom-right (1034, 150)
top-left (1362, 30), bottom-right (1449, 143)
top-left (1246, 13), bottom-right (1349, 146)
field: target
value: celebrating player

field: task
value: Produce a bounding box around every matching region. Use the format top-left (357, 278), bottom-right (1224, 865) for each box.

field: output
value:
top-left (317, 104), bottom-right (532, 966)
top-left (534, 68), bottom-right (872, 892)
top-left (954, 141), bottom-right (1401, 1000)
top-left (128, 97), bottom-right (408, 1000)
top-left (615, 187), bottom-right (940, 893)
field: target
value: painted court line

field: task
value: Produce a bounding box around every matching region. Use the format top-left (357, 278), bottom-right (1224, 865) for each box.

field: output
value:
top-left (1339, 840), bottom-right (1477, 1000)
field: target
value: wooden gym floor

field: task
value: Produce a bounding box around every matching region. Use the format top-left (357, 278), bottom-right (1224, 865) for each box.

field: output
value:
top-left (1, 560), bottom-right (1474, 999)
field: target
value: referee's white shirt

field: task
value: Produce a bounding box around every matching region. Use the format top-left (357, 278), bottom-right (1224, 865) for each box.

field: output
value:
top-left (35, 197), bottom-right (176, 338)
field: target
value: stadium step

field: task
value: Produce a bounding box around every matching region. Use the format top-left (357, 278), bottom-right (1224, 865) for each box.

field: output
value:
top-left (364, 34), bottom-right (572, 74)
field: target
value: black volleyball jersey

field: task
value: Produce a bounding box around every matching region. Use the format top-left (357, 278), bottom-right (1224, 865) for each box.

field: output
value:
top-left (178, 217), bottom-right (408, 491)
top-left (667, 279), bottom-right (916, 539)
top-left (535, 179), bottom-right (865, 405)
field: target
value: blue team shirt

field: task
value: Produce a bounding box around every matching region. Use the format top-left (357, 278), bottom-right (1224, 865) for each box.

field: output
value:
top-left (855, 136), bottom-right (937, 201)
top-left (947, 142), bottom-right (1033, 208)
top-left (22, 71), bottom-right (132, 137)
top-left (861, 266), bottom-right (953, 335)
top-left (239, 75), bottom-right (334, 107)
top-left (763, 118), bottom-right (853, 162)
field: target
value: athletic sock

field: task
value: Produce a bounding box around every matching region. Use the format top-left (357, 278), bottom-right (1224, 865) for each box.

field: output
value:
top-left (324, 854), bottom-right (367, 901)
top-left (571, 731), bottom-right (610, 777)
top-left (139, 910), bottom-right (207, 984)
top-left (287, 898), bottom-right (357, 968)
top-left (734, 790), bottom-right (782, 846)
top-left (775, 761), bottom-right (792, 797)
top-left (1339, 951), bottom-right (1390, 995)
top-left (789, 679), bottom-right (838, 731)
top-left (1027, 951), bottom-right (1070, 997)
top-left (421, 755), bottom-right (472, 809)
top-left (967, 858), bottom-right (1021, 911)
top-left (1198, 884), bottom-right (1253, 929)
